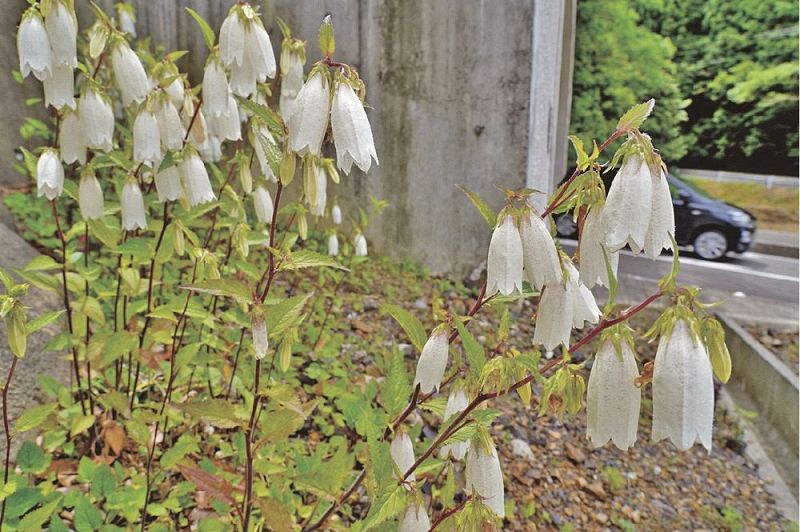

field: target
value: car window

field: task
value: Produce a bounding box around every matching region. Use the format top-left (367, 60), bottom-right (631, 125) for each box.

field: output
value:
top-left (670, 175), bottom-right (712, 199)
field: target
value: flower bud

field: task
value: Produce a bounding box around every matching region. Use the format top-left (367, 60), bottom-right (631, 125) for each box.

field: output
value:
top-left (519, 212), bottom-right (561, 290)
top-left (179, 152), bottom-right (216, 207)
top-left (111, 43), bottom-right (151, 106)
top-left (165, 77), bottom-right (184, 107)
top-left (279, 48), bottom-right (305, 118)
top-left (603, 154), bottom-right (653, 254)
top-left (287, 73), bottom-right (330, 157)
top-left (44, 0), bottom-right (77, 68)
top-left (439, 388), bottom-right (470, 460)
top-left (390, 431), bottom-right (415, 483)
top-left (80, 88), bottom-right (115, 152)
top-left (78, 173), bottom-right (104, 221)
top-left (36, 149), bottom-right (64, 200)
top-left (354, 233), bottom-right (368, 257)
top-left (465, 440), bottom-right (505, 517)
top-left (154, 165), bottom-right (183, 202)
top-left (486, 215), bottom-right (524, 296)
top-left (121, 180), bottom-right (147, 230)
top-left (203, 59), bottom-right (230, 118)
top-left (331, 204), bottom-right (342, 225)
top-left (331, 81), bottom-right (379, 174)
top-left (652, 319), bottom-right (714, 451)
top-left (60, 110), bottom-right (86, 164)
top-left (587, 339), bottom-right (641, 450)
top-left (18, 11), bottom-right (51, 81)
top-left (133, 109), bottom-right (162, 166)
top-left (579, 204), bottom-right (618, 288)
top-left (533, 282), bottom-right (572, 351)
top-left (399, 504), bottom-right (430, 532)
top-left (253, 186), bottom-right (274, 224)
top-left (327, 233), bottom-right (339, 257)
top-left (643, 167), bottom-right (675, 259)
top-left (251, 308), bottom-right (268, 360)
top-left (413, 329), bottom-right (449, 394)
top-left (43, 63), bottom-right (75, 110)
top-left (155, 99), bottom-right (185, 151)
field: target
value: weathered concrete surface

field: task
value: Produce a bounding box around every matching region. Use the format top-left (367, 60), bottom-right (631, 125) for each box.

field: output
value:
top-left (0, 223), bottom-right (67, 457)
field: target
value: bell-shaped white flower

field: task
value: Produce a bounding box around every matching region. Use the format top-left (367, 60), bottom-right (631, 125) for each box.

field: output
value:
top-left (251, 312), bottom-right (268, 359)
top-left (60, 111), bottom-right (86, 164)
top-left (133, 109), bottom-right (162, 166)
top-left (43, 63), bottom-right (75, 110)
top-left (121, 180), bottom-right (147, 230)
top-left (603, 154), bottom-right (653, 253)
top-left (36, 149), bottom-right (64, 200)
top-left (327, 233), bottom-right (339, 257)
top-left (439, 388), bottom-right (470, 460)
top-left (155, 99), bottom-right (185, 151)
top-left (118, 5), bottom-right (137, 37)
top-left (179, 152), bottom-right (216, 207)
top-left (287, 73), bottom-right (330, 157)
top-left (331, 204), bottom-right (342, 225)
top-left (78, 173), bottom-right (104, 221)
top-left (354, 233), bottom-right (368, 257)
top-left (465, 441), bottom-right (505, 517)
top-left (279, 48), bottom-right (305, 118)
top-left (643, 168), bottom-right (675, 259)
top-left (533, 282), bottom-right (572, 350)
top-left (44, 0), bottom-right (77, 68)
top-left (309, 165), bottom-right (327, 217)
top-left (486, 215), bottom-right (524, 296)
top-left (202, 60), bottom-right (230, 118)
top-left (399, 504), bottom-right (430, 532)
top-left (219, 9), bottom-right (246, 68)
top-left (331, 82), bottom-right (379, 174)
top-left (413, 329), bottom-right (449, 394)
top-left (247, 23), bottom-right (276, 82)
top-left (390, 431), bottom-right (416, 483)
top-left (210, 95), bottom-right (242, 142)
top-left (80, 88), bottom-right (115, 152)
top-left (652, 320), bottom-right (714, 451)
top-left (579, 204), bottom-right (619, 289)
top-left (228, 52), bottom-right (257, 98)
top-left (253, 185), bottom-right (273, 224)
top-left (154, 165), bottom-right (183, 202)
top-left (111, 43), bottom-right (150, 106)
top-left (198, 135), bottom-right (223, 163)
top-left (587, 339), bottom-right (641, 450)
top-left (564, 262), bottom-right (601, 328)
top-left (519, 212), bottom-right (561, 290)
top-left (18, 11), bottom-right (51, 80)
top-left (165, 77), bottom-right (184, 107)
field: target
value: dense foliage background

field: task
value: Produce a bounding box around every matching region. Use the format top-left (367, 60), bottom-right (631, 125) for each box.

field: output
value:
top-left (571, 0), bottom-right (799, 175)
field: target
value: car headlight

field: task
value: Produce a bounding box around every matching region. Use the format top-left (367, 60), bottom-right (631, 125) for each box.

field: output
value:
top-left (728, 210), bottom-right (751, 225)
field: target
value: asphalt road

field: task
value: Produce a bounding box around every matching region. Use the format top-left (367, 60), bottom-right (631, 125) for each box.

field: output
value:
top-left (561, 240), bottom-right (800, 326)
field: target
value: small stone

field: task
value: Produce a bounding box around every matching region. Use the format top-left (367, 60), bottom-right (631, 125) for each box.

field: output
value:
top-left (565, 443), bottom-right (586, 464)
top-left (583, 481), bottom-right (607, 500)
top-left (510, 438), bottom-right (535, 460)
top-left (653, 465), bottom-right (662, 476)
top-left (398, 343), bottom-right (413, 357)
top-left (413, 298), bottom-right (427, 309)
top-left (594, 512), bottom-right (609, 524)
top-left (363, 298), bottom-right (379, 311)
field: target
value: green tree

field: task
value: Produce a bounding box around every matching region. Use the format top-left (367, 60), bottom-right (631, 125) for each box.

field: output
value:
top-left (570, 0), bottom-right (689, 163)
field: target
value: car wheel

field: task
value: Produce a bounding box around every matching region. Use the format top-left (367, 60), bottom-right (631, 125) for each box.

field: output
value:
top-left (693, 229), bottom-right (728, 261)
top-left (555, 215), bottom-right (578, 239)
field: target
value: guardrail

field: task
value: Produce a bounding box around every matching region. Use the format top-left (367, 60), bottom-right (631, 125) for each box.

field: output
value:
top-left (675, 168), bottom-right (799, 189)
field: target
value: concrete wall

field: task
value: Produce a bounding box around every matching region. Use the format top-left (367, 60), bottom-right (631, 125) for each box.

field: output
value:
top-left (4, 0), bottom-right (576, 277)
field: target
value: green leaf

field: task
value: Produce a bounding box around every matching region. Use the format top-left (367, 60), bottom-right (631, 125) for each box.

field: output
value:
top-left (90, 464), bottom-right (117, 500)
top-left (182, 278), bottom-right (253, 304)
top-left (616, 99), bottom-right (655, 132)
top-left (257, 407), bottom-right (306, 445)
top-left (455, 319), bottom-right (485, 379)
top-left (70, 414), bottom-right (95, 437)
top-left (457, 185), bottom-right (496, 229)
top-left (318, 16), bottom-right (335, 57)
top-left (23, 255), bottom-right (60, 272)
top-left (361, 485), bottom-right (407, 531)
top-left (267, 293), bottom-right (313, 339)
top-left (185, 7), bottom-right (216, 50)
top-left (379, 304), bottom-right (427, 353)
top-left (17, 496), bottom-right (61, 530)
top-left (276, 250), bottom-right (349, 273)
top-left (73, 494), bottom-right (103, 531)
top-left (17, 441), bottom-right (50, 474)
top-left (238, 97), bottom-right (285, 137)
top-left (160, 433), bottom-right (200, 469)
top-left (14, 402), bottom-right (56, 434)
top-left (379, 349), bottom-right (410, 419)
top-left (25, 310), bottom-right (65, 334)
top-left (87, 219), bottom-right (120, 248)
top-left (174, 398), bottom-right (244, 429)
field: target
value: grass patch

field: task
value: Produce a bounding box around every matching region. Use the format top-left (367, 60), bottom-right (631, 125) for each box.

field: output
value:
top-left (684, 177), bottom-right (798, 232)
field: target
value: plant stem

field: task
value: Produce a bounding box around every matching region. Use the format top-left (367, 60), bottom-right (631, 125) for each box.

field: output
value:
top-left (429, 495), bottom-right (472, 531)
top-left (241, 358), bottom-right (261, 530)
top-left (0, 357), bottom-right (18, 531)
top-left (226, 329), bottom-right (246, 398)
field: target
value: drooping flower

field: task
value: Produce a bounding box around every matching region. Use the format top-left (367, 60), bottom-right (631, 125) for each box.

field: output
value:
top-left (60, 110), bottom-right (86, 164)
top-left (330, 81), bottom-right (378, 174)
top-left (354, 233), bottom-right (368, 257)
top-left (643, 167), bottom-right (675, 259)
top-left (42, 63), bottom-right (75, 110)
top-left (251, 309), bottom-right (268, 359)
top-left (154, 165), bottom-right (183, 202)
top-left (399, 504), bottom-right (430, 532)
top-left (602, 154), bottom-right (653, 253)
top-left (486, 215), bottom-right (524, 296)
top-left (465, 440), bottom-right (505, 517)
top-left (18, 10), bottom-right (51, 80)
top-left (117, 4), bottom-right (137, 37)
top-left (390, 431), bottom-right (416, 483)
top-left (253, 185), bottom-right (273, 224)
top-left (78, 173), bottom-right (104, 221)
top-left (36, 149), bottom-right (64, 200)
top-left (154, 99), bottom-right (185, 151)
top-left (652, 319), bottom-right (714, 451)
top-left (279, 47), bottom-right (305, 118)
top-left (533, 282), bottom-right (572, 351)
top-left (219, 6), bottom-right (275, 97)
top-left (80, 88), bottom-right (115, 151)
top-left (133, 109), bottom-right (162, 166)
top-left (247, 22), bottom-right (277, 82)
top-left (331, 204), bottom-right (342, 225)
top-left (579, 204), bottom-right (619, 289)
top-left (587, 339), bottom-right (641, 450)
top-left (44, 0), bottom-right (77, 68)
top-left (121, 180), bottom-right (147, 230)
top-left (179, 152), bottom-right (216, 207)
top-left (327, 233), bottom-right (339, 257)
top-left (439, 388), bottom-right (470, 460)
top-left (165, 76), bottom-right (184, 107)
top-left (309, 164), bottom-right (328, 217)
top-left (413, 329), bottom-right (449, 394)
top-left (287, 73), bottom-right (330, 157)
top-left (202, 59), bottom-right (230, 118)
top-left (564, 261), bottom-right (601, 328)
top-left (519, 212), bottom-right (562, 290)
top-left (110, 42), bottom-right (150, 106)
top-left (210, 95), bottom-right (242, 142)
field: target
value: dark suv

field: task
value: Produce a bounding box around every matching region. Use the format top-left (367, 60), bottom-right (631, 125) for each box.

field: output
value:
top-left (554, 174), bottom-right (756, 260)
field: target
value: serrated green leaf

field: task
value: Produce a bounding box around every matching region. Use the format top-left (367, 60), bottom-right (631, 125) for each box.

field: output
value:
top-left (455, 319), bottom-right (485, 379)
top-left (457, 185), bottom-right (496, 229)
top-left (379, 304), bottom-right (427, 353)
top-left (267, 293), bottom-right (312, 339)
top-left (182, 278), bottom-right (253, 304)
top-left (25, 310), bottom-right (65, 334)
top-left (14, 402), bottom-right (57, 434)
top-left (174, 398), bottom-right (244, 429)
top-left (17, 496), bottom-right (61, 530)
top-left (23, 255), bottom-right (60, 272)
top-left (276, 250), bottom-right (349, 273)
top-left (616, 98), bottom-right (655, 132)
top-left (379, 349), bottom-right (410, 419)
top-left (17, 441), bottom-right (50, 474)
